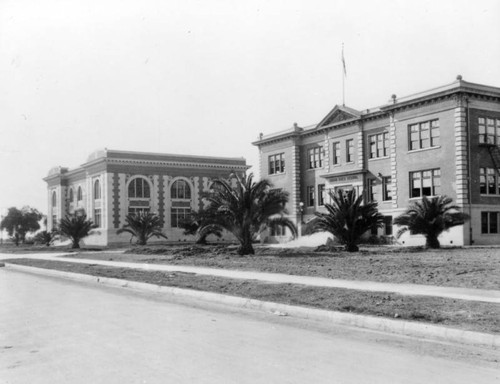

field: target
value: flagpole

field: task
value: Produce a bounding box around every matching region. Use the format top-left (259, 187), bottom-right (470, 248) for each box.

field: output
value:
top-left (342, 43), bottom-right (345, 106)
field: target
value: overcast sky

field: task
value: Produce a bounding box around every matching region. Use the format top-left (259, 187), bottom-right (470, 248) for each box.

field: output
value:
top-left (1, 0), bottom-right (499, 216)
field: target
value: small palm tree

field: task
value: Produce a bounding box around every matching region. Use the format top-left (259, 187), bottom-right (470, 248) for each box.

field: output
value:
top-left (314, 189), bottom-right (384, 252)
top-left (202, 173), bottom-right (297, 255)
top-left (34, 230), bottom-right (57, 246)
top-left (57, 214), bottom-right (96, 249)
top-left (179, 206), bottom-right (223, 244)
top-left (117, 212), bottom-right (167, 245)
top-left (393, 195), bottom-right (468, 249)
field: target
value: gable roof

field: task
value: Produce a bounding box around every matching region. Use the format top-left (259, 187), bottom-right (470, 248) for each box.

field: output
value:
top-left (316, 105), bottom-right (361, 128)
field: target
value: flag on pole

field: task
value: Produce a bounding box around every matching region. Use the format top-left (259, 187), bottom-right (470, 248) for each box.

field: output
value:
top-left (342, 43), bottom-right (347, 76)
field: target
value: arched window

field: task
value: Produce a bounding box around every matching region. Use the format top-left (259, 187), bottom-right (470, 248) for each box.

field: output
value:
top-left (69, 188), bottom-right (74, 203)
top-left (171, 180), bottom-right (191, 199)
top-left (52, 191), bottom-right (57, 207)
top-left (128, 177), bottom-right (151, 198)
top-left (94, 180), bottom-right (101, 200)
top-left (77, 186), bottom-right (83, 201)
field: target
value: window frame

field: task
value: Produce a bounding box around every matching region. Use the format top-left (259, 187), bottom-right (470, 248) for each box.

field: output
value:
top-left (318, 184), bottom-right (325, 206)
top-left (346, 139), bottom-right (354, 163)
top-left (382, 176), bottom-right (392, 201)
top-left (480, 167), bottom-right (500, 195)
top-left (409, 169), bottom-right (441, 198)
top-left (408, 119), bottom-right (440, 151)
top-left (478, 117), bottom-right (500, 145)
top-left (368, 132), bottom-right (389, 159)
top-left (128, 177), bottom-right (151, 199)
top-left (171, 179), bottom-right (191, 200)
top-left (307, 146), bottom-right (324, 169)
top-left (268, 153), bottom-right (285, 175)
top-left (94, 208), bottom-right (102, 228)
top-left (94, 179), bottom-right (101, 200)
top-left (306, 185), bottom-right (315, 207)
top-left (481, 211), bottom-right (499, 234)
top-left (332, 142), bottom-right (340, 165)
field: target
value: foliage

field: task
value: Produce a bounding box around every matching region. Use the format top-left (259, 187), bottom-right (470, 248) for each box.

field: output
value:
top-left (117, 212), bottom-right (168, 246)
top-left (202, 173), bottom-right (297, 255)
top-left (0, 206), bottom-right (43, 245)
top-left (56, 214), bottom-right (96, 249)
top-left (393, 195), bottom-right (468, 249)
top-left (34, 230), bottom-right (57, 246)
top-left (314, 189), bottom-right (384, 252)
top-left (179, 206), bottom-right (223, 244)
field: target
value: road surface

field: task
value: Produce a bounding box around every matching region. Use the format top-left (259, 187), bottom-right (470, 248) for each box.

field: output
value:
top-left (1, 269), bottom-right (498, 383)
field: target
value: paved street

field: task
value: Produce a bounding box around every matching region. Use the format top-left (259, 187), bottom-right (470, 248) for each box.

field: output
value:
top-left (1, 269), bottom-right (499, 384)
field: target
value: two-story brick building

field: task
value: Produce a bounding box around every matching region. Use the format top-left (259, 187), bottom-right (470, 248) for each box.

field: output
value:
top-left (44, 149), bottom-right (248, 246)
top-left (253, 76), bottom-right (500, 246)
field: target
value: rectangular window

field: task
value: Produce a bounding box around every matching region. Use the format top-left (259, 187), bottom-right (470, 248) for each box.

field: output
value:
top-left (346, 139), bottom-right (354, 163)
top-left (171, 208), bottom-right (191, 228)
top-left (128, 207), bottom-right (150, 216)
top-left (269, 153), bottom-right (285, 175)
top-left (408, 119), bottom-right (440, 150)
top-left (52, 215), bottom-right (57, 228)
top-left (271, 225), bottom-right (285, 236)
top-left (384, 216), bottom-right (393, 236)
top-left (409, 169), bottom-right (441, 198)
top-left (478, 117), bottom-right (500, 144)
top-left (307, 147), bottom-right (324, 169)
top-left (94, 209), bottom-right (102, 228)
top-left (479, 167), bottom-right (500, 195)
top-left (369, 132), bottom-right (389, 159)
top-left (307, 186), bottom-right (315, 207)
top-left (382, 176), bottom-right (392, 201)
top-left (332, 142), bottom-right (340, 165)
top-left (318, 184), bottom-right (325, 206)
top-left (481, 212), bottom-right (499, 234)
top-left (367, 179), bottom-right (376, 202)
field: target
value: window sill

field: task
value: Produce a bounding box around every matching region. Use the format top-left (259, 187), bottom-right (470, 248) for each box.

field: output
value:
top-left (408, 146), bottom-right (441, 154)
top-left (368, 156), bottom-right (390, 162)
top-left (268, 172), bottom-right (286, 177)
top-left (480, 194), bottom-right (500, 197)
top-left (409, 195), bottom-right (439, 200)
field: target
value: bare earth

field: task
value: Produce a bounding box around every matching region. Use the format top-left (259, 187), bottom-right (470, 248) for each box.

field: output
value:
top-left (64, 245), bottom-right (500, 290)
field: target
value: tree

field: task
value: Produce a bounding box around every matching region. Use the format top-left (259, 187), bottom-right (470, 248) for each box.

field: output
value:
top-left (202, 173), bottom-right (297, 255)
top-left (117, 212), bottom-right (168, 245)
top-left (314, 189), bottom-right (384, 252)
top-left (393, 195), bottom-right (468, 249)
top-left (179, 206), bottom-right (223, 244)
top-left (56, 214), bottom-right (96, 249)
top-left (33, 230), bottom-right (57, 246)
top-left (0, 206), bottom-right (43, 245)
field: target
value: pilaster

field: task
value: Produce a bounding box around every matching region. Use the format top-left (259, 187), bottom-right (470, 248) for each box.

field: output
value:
top-left (389, 112), bottom-right (398, 208)
top-left (454, 95), bottom-right (469, 205)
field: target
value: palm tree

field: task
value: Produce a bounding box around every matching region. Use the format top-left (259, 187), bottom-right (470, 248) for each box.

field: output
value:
top-left (393, 195), bottom-right (468, 249)
top-left (202, 173), bottom-right (297, 255)
top-left (179, 206), bottom-right (223, 244)
top-left (57, 214), bottom-right (96, 249)
top-left (117, 212), bottom-right (167, 245)
top-left (314, 189), bottom-right (384, 252)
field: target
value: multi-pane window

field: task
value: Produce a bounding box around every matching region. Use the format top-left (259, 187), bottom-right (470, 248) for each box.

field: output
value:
top-left (318, 184), bottom-right (325, 206)
top-left (271, 225), bottom-right (286, 236)
top-left (307, 147), bottom-right (324, 169)
top-left (171, 208), bottom-right (191, 228)
top-left (52, 215), bottom-right (57, 228)
top-left (481, 212), bottom-right (499, 234)
top-left (269, 153), bottom-right (285, 174)
top-left (171, 180), bottom-right (191, 199)
top-left (382, 176), bottom-right (392, 201)
top-left (128, 207), bottom-right (150, 216)
top-left (369, 132), bottom-right (389, 159)
top-left (367, 179), bottom-right (376, 202)
top-left (306, 186), bottom-right (315, 207)
top-left (409, 120), bottom-right (440, 150)
top-left (410, 169), bottom-right (441, 198)
top-left (346, 139), bottom-right (354, 162)
top-left (332, 142), bottom-right (340, 165)
top-left (94, 208), bottom-right (102, 227)
top-left (384, 216), bottom-right (393, 236)
top-left (479, 167), bottom-right (500, 195)
top-left (94, 180), bottom-right (101, 200)
top-left (478, 117), bottom-right (500, 144)
top-left (128, 178), bottom-right (151, 198)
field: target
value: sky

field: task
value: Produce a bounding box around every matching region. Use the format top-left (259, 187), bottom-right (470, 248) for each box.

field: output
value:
top-left (1, 0), bottom-right (499, 216)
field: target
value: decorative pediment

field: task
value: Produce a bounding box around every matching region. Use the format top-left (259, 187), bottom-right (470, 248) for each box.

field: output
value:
top-left (317, 105), bottom-right (361, 128)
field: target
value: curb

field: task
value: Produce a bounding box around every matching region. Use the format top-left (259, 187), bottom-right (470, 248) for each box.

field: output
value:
top-left (4, 263), bottom-right (500, 350)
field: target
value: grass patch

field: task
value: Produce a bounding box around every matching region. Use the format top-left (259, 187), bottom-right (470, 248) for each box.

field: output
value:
top-left (5, 258), bottom-right (500, 335)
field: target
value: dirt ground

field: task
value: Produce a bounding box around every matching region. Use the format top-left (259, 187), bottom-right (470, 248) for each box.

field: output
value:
top-left (62, 245), bottom-right (500, 290)
top-left (6, 258), bottom-right (500, 335)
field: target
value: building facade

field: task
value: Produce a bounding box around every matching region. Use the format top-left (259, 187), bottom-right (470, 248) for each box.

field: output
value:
top-left (44, 149), bottom-right (248, 246)
top-left (253, 77), bottom-right (500, 246)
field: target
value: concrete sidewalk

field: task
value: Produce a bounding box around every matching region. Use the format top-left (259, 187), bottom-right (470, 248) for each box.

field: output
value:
top-left (2, 252), bottom-right (499, 304)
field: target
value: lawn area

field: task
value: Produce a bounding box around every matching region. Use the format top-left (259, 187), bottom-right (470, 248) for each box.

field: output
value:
top-left (5, 258), bottom-right (500, 335)
top-left (60, 244), bottom-right (500, 290)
